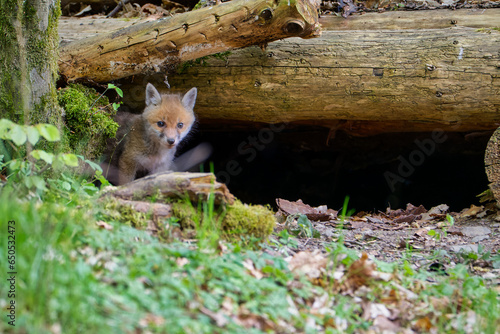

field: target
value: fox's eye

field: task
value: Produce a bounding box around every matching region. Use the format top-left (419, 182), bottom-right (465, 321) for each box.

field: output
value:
top-left (157, 121), bottom-right (165, 127)
top-left (177, 122), bottom-right (184, 129)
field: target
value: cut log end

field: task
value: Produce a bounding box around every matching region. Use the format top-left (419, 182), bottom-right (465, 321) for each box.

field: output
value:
top-left (485, 127), bottom-right (500, 207)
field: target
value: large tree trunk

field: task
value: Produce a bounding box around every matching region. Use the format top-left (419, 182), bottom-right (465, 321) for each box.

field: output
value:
top-left (153, 8), bottom-right (498, 135)
top-left (0, 0), bottom-right (62, 125)
top-left (58, 0), bottom-right (321, 82)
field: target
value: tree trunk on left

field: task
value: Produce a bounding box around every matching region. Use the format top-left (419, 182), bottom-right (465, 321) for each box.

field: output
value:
top-left (0, 0), bottom-right (62, 126)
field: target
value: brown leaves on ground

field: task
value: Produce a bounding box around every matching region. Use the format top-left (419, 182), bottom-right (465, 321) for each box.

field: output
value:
top-left (343, 252), bottom-right (378, 292)
top-left (287, 250), bottom-right (392, 293)
top-left (276, 198), bottom-right (338, 221)
top-left (275, 198), bottom-right (499, 277)
top-left (270, 197), bottom-right (500, 332)
top-left (284, 250), bottom-right (410, 331)
top-left (117, 1), bottom-right (188, 19)
top-left (277, 247), bottom-right (493, 333)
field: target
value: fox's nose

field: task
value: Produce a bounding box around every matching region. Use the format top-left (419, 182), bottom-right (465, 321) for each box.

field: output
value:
top-left (167, 138), bottom-right (176, 145)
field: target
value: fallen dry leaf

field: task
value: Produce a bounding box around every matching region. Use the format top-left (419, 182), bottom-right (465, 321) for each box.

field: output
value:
top-left (199, 306), bottom-right (229, 327)
top-left (176, 257), bottom-right (189, 267)
top-left (343, 253), bottom-right (376, 292)
top-left (459, 204), bottom-right (484, 218)
top-left (393, 214), bottom-right (418, 224)
top-left (236, 308), bottom-right (276, 331)
top-left (414, 316), bottom-right (433, 331)
top-left (96, 220), bottom-right (113, 230)
top-left (276, 198), bottom-right (337, 221)
top-left (362, 302), bottom-right (392, 320)
top-left (138, 313), bottom-right (166, 328)
top-left (287, 250), bottom-right (327, 279)
top-left (373, 315), bottom-right (401, 332)
top-left (242, 258), bottom-right (264, 280)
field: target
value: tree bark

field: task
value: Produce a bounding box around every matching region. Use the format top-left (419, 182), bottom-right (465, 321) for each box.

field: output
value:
top-left (153, 8), bottom-right (498, 135)
top-left (485, 127), bottom-right (500, 207)
top-left (58, 0), bottom-right (321, 82)
top-left (0, 0), bottom-right (62, 125)
top-left (102, 171), bottom-right (235, 205)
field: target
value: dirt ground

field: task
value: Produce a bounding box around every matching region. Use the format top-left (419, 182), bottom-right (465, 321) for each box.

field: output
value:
top-left (270, 199), bottom-right (500, 283)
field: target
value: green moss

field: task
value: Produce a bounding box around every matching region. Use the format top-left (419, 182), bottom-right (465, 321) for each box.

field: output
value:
top-left (178, 51), bottom-right (232, 74)
top-left (171, 201), bottom-right (200, 230)
top-left (221, 200), bottom-right (275, 239)
top-left (476, 27), bottom-right (500, 33)
top-left (171, 199), bottom-right (275, 240)
top-left (102, 189), bottom-right (275, 241)
top-left (102, 198), bottom-right (150, 229)
top-left (0, 0), bottom-right (24, 120)
top-left (0, 0), bottom-right (62, 131)
top-left (58, 84), bottom-right (118, 159)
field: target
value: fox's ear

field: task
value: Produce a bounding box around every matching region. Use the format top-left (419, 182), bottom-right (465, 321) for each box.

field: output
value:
top-left (182, 87), bottom-right (197, 111)
top-left (145, 83), bottom-right (162, 106)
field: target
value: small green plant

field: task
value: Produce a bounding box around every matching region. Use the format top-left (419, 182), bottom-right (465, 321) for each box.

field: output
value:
top-left (428, 213), bottom-right (455, 241)
top-left (269, 229), bottom-right (299, 255)
top-left (339, 195), bottom-right (355, 223)
top-left (427, 228), bottom-right (441, 240)
top-left (296, 214), bottom-right (314, 237)
top-left (477, 188), bottom-right (494, 203)
top-left (455, 244), bottom-right (499, 267)
top-left (326, 239), bottom-right (359, 268)
top-left (492, 254), bottom-right (500, 269)
top-left (94, 83), bottom-right (123, 111)
top-left (284, 214), bottom-right (320, 238)
top-left (0, 118), bottom-right (101, 198)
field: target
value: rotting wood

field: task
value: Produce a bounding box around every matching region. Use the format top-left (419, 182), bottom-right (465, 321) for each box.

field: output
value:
top-left (101, 171), bottom-right (235, 205)
top-left (58, 0), bottom-right (321, 82)
top-left (115, 199), bottom-right (173, 217)
top-left (485, 127), bottom-right (500, 207)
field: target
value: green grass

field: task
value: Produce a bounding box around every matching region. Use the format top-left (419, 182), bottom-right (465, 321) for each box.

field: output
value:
top-left (0, 182), bottom-right (499, 333)
top-left (0, 189), bottom-right (314, 333)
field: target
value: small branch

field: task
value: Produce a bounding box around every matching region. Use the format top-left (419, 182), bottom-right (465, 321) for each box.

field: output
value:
top-left (106, 0), bottom-right (131, 18)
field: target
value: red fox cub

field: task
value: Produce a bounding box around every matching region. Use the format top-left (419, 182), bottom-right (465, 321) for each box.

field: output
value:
top-left (116, 83), bottom-right (197, 185)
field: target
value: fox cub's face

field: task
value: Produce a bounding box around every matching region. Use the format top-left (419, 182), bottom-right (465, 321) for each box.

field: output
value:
top-left (142, 83), bottom-right (197, 148)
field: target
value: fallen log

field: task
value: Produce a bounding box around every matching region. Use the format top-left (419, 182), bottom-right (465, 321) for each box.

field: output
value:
top-left (101, 171), bottom-right (235, 205)
top-left (100, 171), bottom-right (276, 239)
top-left (58, 0), bottom-right (321, 82)
top-left (150, 8), bottom-right (498, 135)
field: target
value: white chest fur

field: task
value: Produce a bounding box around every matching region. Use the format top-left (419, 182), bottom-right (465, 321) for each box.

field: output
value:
top-left (138, 147), bottom-right (176, 174)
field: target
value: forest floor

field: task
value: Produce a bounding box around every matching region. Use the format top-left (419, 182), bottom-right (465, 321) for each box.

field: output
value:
top-left (60, 0), bottom-right (500, 21)
top-left (269, 198), bottom-right (500, 283)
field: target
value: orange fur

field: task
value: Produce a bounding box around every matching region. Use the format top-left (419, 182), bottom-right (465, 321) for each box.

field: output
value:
top-left (112, 83), bottom-right (197, 185)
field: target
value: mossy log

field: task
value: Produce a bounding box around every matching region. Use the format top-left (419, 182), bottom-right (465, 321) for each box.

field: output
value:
top-left (58, 0), bottom-right (321, 82)
top-left (101, 171), bottom-right (276, 239)
top-left (102, 171), bottom-right (235, 205)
